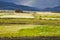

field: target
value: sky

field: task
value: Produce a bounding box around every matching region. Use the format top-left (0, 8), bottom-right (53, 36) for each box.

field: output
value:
top-left (0, 0), bottom-right (60, 9)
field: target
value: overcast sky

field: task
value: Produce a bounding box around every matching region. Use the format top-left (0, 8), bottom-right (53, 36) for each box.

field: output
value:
top-left (0, 0), bottom-right (60, 9)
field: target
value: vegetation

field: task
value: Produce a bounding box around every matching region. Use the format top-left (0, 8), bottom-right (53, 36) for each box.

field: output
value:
top-left (0, 12), bottom-right (60, 37)
top-left (18, 25), bottom-right (60, 36)
top-left (0, 18), bottom-right (60, 37)
top-left (0, 25), bottom-right (60, 37)
top-left (15, 10), bottom-right (23, 13)
top-left (34, 13), bottom-right (60, 18)
top-left (0, 18), bottom-right (60, 25)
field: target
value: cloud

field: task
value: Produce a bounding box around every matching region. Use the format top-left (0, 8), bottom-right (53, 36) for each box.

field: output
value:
top-left (15, 0), bottom-right (36, 6)
top-left (0, 0), bottom-right (60, 8)
top-left (21, 0), bottom-right (35, 6)
top-left (0, 0), bottom-right (35, 6)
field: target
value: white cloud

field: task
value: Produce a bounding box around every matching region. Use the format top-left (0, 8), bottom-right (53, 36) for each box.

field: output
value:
top-left (20, 0), bottom-right (35, 6)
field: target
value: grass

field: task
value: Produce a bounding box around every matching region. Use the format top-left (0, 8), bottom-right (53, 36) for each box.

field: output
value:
top-left (0, 24), bottom-right (39, 37)
top-left (0, 25), bottom-right (60, 37)
top-left (0, 12), bottom-right (60, 37)
top-left (18, 25), bottom-right (60, 36)
top-left (0, 18), bottom-right (60, 37)
top-left (0, 18), bottom-right (60, 25)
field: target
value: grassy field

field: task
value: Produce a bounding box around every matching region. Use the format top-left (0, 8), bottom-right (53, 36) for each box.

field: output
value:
top-left (0, 25), bottom-right (60, 37)
top-left (0, 12), bottom-right (60, 37)
top-left (18, 25), bottom-right (60, 36)
top-left (34, 12), bottom-right (60, 18)
top-left (0, 19), bottom-right (60, 37)
top-left (0, 18), bottom-right (60, 25)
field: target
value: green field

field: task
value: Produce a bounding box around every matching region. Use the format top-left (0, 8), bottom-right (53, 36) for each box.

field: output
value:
top-left (0, 18), bottom-right (60, 37)
top-left (0, 12), bottom-right (60, 37)
top-left (0, 25), bottom-right (60, 37)
top-left (18, 25), bottom-right (60, 36)
top-left (0, 18), bottom-right (60, 25)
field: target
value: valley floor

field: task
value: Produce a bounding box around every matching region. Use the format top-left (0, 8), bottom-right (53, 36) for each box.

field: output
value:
top-left (0, 12), bottom-right (60, 37)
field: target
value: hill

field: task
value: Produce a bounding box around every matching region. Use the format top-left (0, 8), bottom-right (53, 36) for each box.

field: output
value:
top-left (0, 1), bottom-right (40, 11)
top-left (42, 6), bottom-right (60, 12)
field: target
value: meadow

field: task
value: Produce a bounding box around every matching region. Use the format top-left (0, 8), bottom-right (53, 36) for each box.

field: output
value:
top-left (0, 18), bottom-right (60, 37)
top-left (0, 12), bottom-right (60, 37)
top-left (0, 24), bottom-right (60, 37)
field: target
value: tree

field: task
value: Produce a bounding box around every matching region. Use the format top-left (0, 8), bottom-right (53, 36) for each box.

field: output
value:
top-left (15, 10), bottom-right (23, 13)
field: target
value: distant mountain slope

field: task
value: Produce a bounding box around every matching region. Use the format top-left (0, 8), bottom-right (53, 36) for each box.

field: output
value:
top-left (42, 6), bottom-right (60, 11)
top-left (0, 1), bottom-right (40, 11)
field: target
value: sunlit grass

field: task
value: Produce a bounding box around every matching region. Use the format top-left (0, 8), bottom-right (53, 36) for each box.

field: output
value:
top-left (0, 12), bottom-right (60, 37)
top-left (0, 25), bottom-right (60, 37)
top-left (18, 25), bottom-right (60, 36)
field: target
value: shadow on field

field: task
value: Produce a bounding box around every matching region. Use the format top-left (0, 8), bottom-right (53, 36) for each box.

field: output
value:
top-left (0, 36), bottom-right (60, 40)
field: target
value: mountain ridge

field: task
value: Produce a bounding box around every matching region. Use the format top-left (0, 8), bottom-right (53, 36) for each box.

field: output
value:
top-left (0, 1), bottom-right (40, 11)
top-left (42, 6), bottom-right (60, 11)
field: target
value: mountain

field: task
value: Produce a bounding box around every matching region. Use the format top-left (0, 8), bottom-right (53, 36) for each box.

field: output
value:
top-left (42, 6), bottom-right (60, 11)
top-left (0, 1), bottom-right (40, 11)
